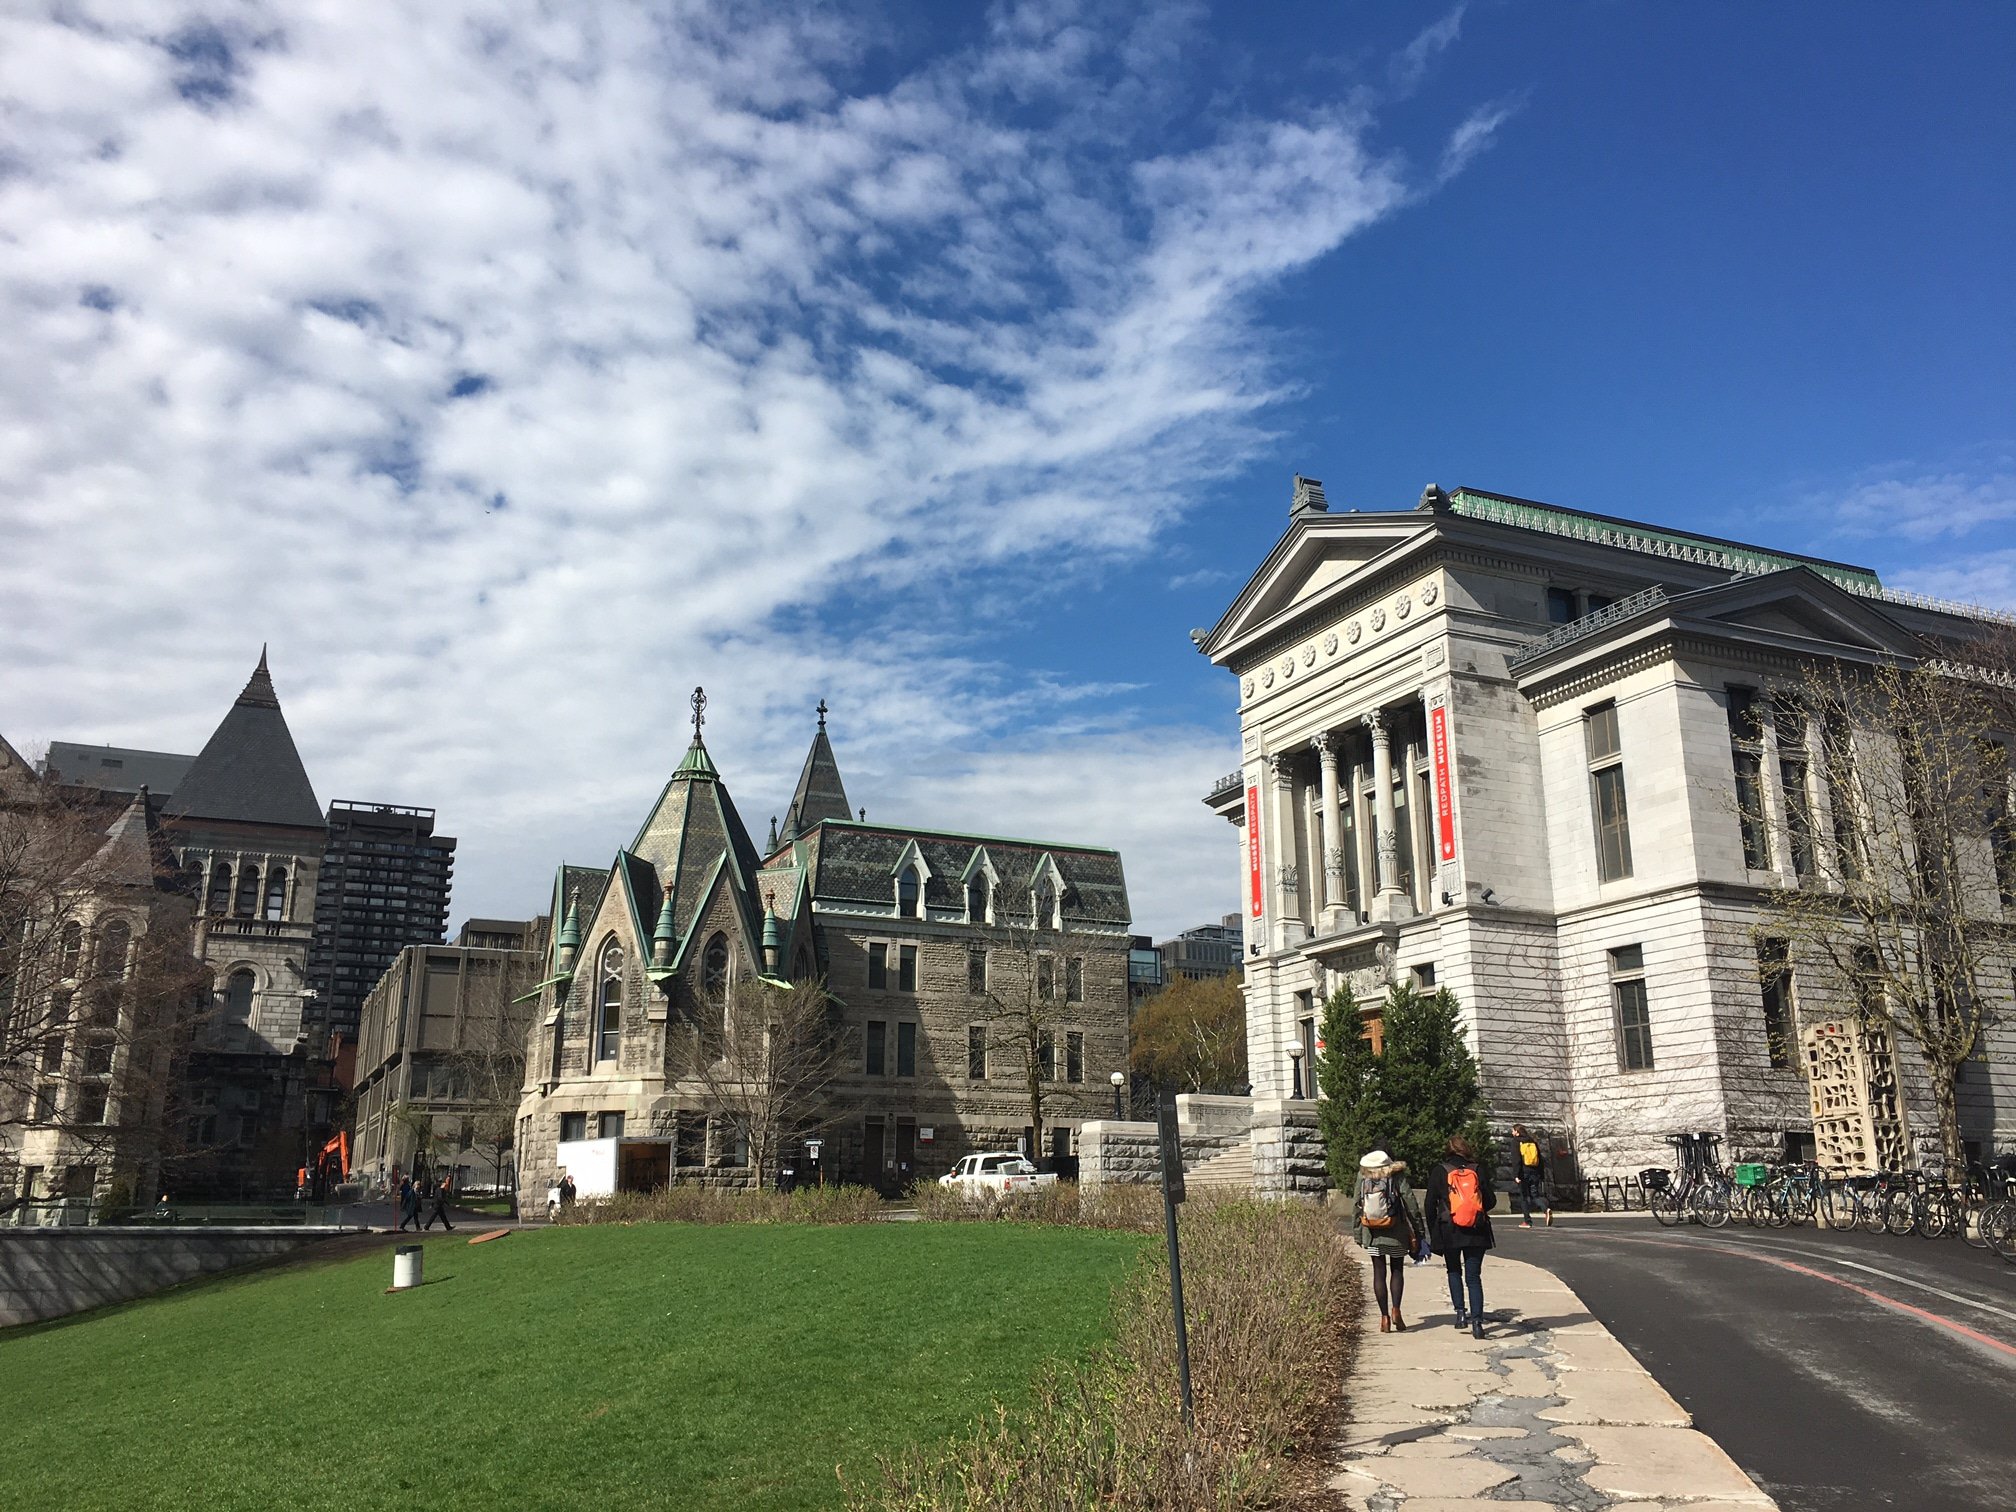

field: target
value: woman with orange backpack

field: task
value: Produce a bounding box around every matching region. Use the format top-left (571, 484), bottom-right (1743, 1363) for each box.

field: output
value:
top-left (1423, 1133), bottom-right (1496, 1338)
top-left (1353, 1149), bottom-right (1424, 1333)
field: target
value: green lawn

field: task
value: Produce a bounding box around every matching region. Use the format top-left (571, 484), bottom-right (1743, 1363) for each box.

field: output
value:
top-left (0, 1223), bottom-right (1147, 1511)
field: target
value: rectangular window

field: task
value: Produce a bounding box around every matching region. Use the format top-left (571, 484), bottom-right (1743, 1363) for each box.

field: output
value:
top-left (33, 1083), bottom-right (57, 1123)
top-left (1775, 696), bottom-right (1815, 879)
top-left (675, 1112), bottom-right (704, 1167)
top-left (1546, 586), bottom-right (1578, 624)
top-left (1038, 1030), bottom-right (1055, 1080)
top-left (1822, 714), bottom-right (1861, 881)
top-left (1585, 701), bottom-right (1633, 882)
top-left (1065, 957), bottom-right (1083, 1003)
top-left (896, 1020), bottom-right (917, 1077)
top-left (1727, 686), bottom-right (1771, 870)
top-left (597, 1110), bottom-right (625, 1139)
top-left (1759, 940), bottom-right (1795, 1071)
top-left (967, 1024), bottom-right (987, 1080)
top-left (1988, 740), bottom-right (2015, 906)
top-left (83, 1039), bottom-right (114, 1076)
top-left (968, 947), bottom-right (988, 995)
top-left (40, 1034), bottom-right (64, 1075)
top-left (898, 944), bottom-right (918, 994)
top-left (1066, 1030), bottom-right (1084, 1083)
top-left (867, 943), bottom-right (888, 991)
top-left (1610, 944), bottom-right (1654, 1071)
top-left (559, 1111), bottom-right (587, 1142)
top-left (1036, 954), bottom-right (1055, 1001)
top-left (865, 1020), bottom-right (886, 1076)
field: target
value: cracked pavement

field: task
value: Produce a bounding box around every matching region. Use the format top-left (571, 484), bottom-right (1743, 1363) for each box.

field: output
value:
top-left (1330, 1249), bottom-right (1776, 1510)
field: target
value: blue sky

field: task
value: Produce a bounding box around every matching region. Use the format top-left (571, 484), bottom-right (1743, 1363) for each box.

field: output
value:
top-left (2, 2), bottom-right (2010, 938)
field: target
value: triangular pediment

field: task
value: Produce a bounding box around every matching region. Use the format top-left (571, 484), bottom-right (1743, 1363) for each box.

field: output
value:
top-left (1201, 513), bottom-right (1436, 663)
top-left (1671, 569), bottom-right (1917, 657)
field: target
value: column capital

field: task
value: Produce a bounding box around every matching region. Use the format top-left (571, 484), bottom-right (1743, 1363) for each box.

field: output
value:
top-left (1266, 751), bottom-right (1297, 784)
top-left (1362, 709), bottom-right (1389, 742)
top-left (1310, 730), bottom-right (1340, 761)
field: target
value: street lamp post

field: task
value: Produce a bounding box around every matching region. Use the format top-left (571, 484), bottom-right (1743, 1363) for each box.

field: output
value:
top-left (1288, 1042), bottom-right (1305, 1100)
top-left (1110, 1070), bottom-right (1126, 1120)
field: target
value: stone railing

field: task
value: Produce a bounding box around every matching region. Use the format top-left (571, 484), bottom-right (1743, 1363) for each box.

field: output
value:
top-left (1506, 585), bottom-right (1669, 671)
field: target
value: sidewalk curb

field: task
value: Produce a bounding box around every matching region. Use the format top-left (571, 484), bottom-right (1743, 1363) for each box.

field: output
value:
top-left (1331, 1245), bottom-right (1778, 1509)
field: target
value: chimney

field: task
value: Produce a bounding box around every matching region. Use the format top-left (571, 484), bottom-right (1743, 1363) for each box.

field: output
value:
top-left (1290, 475), bottom-right (1329, 517)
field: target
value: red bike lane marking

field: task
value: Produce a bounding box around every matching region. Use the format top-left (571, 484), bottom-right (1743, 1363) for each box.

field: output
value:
top-left (1614, 1233), bottom-right (2016, 1361)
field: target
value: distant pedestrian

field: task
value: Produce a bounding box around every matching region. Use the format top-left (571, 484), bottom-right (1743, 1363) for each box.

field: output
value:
top-left (559, 1172), bottom-right (577, 1209)
top-left (1424, 1134), bottom-right (1497, 1339)
top-left (397, 1176), bottom-right (420, 1232)
top-left (1512, 1124), bottom-right (1552, 1228)
top-left (1353, 1149), bottom-right (1424, 1334)
top-left (424, 1174), bottom-right (455, 1232)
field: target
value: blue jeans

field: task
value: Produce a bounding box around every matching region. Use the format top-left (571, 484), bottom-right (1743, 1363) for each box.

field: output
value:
top-left (1444, 1248), bottom-right (1484, 1320)
top-left (1517, 1173), bottom-right (1548, 1221)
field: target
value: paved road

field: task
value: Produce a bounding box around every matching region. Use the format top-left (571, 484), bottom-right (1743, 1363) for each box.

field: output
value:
top-left (1494, 1216), bottom-right (2016, 1512)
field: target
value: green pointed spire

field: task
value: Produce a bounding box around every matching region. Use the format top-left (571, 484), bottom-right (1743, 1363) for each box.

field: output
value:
top-left (761, 894), bottom-right (782, 975)
top-left (653, 885), bottom-right (678, 966)
top-left (555, 893), bottom-right (581, 975)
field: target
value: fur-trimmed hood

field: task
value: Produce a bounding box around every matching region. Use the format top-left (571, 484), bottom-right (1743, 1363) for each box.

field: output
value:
top-left (1360, 1159), bottom-right (1407, 1180)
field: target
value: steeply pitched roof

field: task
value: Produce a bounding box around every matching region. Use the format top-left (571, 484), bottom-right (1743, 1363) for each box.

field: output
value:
top-left (780, 705), bottom-right (851, 842)
top-left (805, 821), bottom-right (1131, 930)
top-left (627, 733), bottom-right (766, 953)
top-left (94, 790), bottom-right (166, 890)
top-left (44, 742), bottom-right (197, 801)
top-left (166, 651), bottom-right (326, 830)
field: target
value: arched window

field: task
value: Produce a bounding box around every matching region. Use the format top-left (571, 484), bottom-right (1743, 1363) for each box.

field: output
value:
top-left (597, 940), bottom-right (623, 1062)
top-left (223, 969), bottom-right (255, 1027)
top-left (263, 867), bottom-right (288, 922)
top-left (703, 934), bottom-right (730, 1005)
top-left (95, 919), bottom-right (131, 979)
top-left (1033, 878), bottom-right (1056, 930)
top-left (966, 876), bottom-right (988, 923)
top-left (59, 921), bottom-right (82, 979)
top-left (234, 864), bottom-right (260, 917)
top-left (897, 869), bottom-right (921, 919)
top-left (205, 863), bottom-right (232, 916)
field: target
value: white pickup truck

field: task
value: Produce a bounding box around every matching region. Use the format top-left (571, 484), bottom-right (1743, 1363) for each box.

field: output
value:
top-left (939, 1152), bottom-right (1058, 1197)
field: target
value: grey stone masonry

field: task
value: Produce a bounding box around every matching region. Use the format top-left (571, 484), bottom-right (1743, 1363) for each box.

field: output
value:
top-left (0, 1227), bottom-right (348, 1327)
top-left (1252, 1097), bottom-right (1326, 1199)
top-left (1079, 1096), bottom-right (1252, 1188)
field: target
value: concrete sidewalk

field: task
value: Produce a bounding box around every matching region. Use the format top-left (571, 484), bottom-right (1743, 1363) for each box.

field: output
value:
top-left (1330, 1248), bottom-right (1777, 1511)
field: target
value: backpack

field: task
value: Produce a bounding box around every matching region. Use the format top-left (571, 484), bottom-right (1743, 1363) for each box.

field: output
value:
top-left (1518, 1140), bottom-right (1541, 1171)
top-left (1446, 1165), bottom-right (1484, 1228)
top-left (1361, 1176), bottom-right (1397, 1228)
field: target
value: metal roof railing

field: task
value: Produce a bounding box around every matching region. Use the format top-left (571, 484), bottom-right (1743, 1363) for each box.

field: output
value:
top-left (1507, 585), bottom-right (1670, 672)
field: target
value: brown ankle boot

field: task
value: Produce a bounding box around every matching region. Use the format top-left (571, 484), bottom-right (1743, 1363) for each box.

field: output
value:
top-left (1378, 1314), bottom-right (1390, 1333)
top-left (1392, 1312), bottom-right (1407, 1332)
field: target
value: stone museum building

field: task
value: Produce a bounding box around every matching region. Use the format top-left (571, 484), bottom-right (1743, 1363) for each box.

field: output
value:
top-left (1196, 478), bottom-right (2016, 1179)
top-left (512, 697), bottom-right (1132, 1199)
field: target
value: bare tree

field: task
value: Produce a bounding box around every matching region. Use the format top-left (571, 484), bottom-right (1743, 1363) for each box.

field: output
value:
top-left (680, 976), bottom-right (846, 1189)
top-left (1758, 649), bottom-right (2016, 1180)
top-left (974, 919), bottom-right (1082, 1166)
top-left (0, 778), bottom-right (210, 1209)
top-left (440, 951), bottom-right (541, 1198)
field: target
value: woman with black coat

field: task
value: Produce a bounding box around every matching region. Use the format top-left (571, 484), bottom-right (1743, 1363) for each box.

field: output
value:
top-left (1422, 1134), bottom-right (1496, 1338)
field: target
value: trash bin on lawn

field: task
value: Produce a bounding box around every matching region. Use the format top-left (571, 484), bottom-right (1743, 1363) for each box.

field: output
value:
top-left (392, 1245), bottom-right (423, 1290)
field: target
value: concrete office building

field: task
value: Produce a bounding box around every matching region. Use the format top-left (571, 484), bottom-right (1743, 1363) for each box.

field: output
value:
top-left (307, 801), bottom-right (456, 1045)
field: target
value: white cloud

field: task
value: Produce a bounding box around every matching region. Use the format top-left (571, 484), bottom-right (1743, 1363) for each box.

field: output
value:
top-left (1885, 553), bottom-right (2016, 613)
top-left (1829, 465), bottom-right (2016, 542)
top-left (0, 0), bottom-right (1468, 938)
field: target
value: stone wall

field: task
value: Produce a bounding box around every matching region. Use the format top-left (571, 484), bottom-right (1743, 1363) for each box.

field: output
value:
top-left (1078, 1095), bottom-right (1253, 1189)
top-left (0, 1227), bottom-right (346, 1328)
top-left (1251, 1097), bottom-right (1326, 1199)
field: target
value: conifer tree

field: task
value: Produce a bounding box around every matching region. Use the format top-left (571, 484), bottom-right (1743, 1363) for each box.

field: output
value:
top-left (1313, 979), bottom-right (1492, 1189)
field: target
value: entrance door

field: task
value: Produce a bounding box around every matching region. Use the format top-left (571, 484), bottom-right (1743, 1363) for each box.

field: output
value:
top-left (863, 1118), bottom-right (886, 1192)
top-left (894, 1119), bottom-right (917, 1190)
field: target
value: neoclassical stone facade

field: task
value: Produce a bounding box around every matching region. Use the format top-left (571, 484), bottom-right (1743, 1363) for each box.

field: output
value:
top-left (1198, 479), bottom-right (2016, 1178)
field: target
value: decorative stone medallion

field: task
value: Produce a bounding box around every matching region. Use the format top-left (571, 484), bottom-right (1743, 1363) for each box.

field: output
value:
top-left (1279, 655), bottom-right (1295, 679)
top-left (1261, 668), bottom-right (1274, 688)
top-left (1370, 607), bottom-right (1386, 632)
top-left (1346, 621), bottom-right (1362, 644)
top-left (1302, 644), bottom-right (1316, 667)
top-left (1395, 594), bottom-right (1412, 620)
top-left (1242, 677), bottom-right (1255, 698)
top-left (1323, 631), bottom-right (1339, 656)
top-left (1420, 581), bottom-right (1440, 606)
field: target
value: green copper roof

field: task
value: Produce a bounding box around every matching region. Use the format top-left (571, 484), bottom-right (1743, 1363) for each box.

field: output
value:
top-left (1446, 488), bottom-right (1884, 594)
top-left (674, 738), bottom-right (718, 779)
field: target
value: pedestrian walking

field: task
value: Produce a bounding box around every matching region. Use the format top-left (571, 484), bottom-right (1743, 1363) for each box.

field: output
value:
top-left (396, 1175), bottom-right (420, 1232)
top-left (1512, 1124), bottom-right (1553, 1228)
top-left (424, 1173), bottom-right (455, 1232)
top-left (558, 1172), bottom-right (577, 1210)
top-left (1352, 1149), bottom-right (1424, 1333)
top-left (1424, 1134), bottom-right (1497, 1338)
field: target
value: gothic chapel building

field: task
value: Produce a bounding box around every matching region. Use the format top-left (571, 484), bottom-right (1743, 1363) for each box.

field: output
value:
top-left (513, 695), bottom-right (1132, 1199)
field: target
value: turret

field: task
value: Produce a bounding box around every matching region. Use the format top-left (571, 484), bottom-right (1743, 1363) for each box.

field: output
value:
top-left (653, 887), bottom-right (678, 968)
top-left (762, 894), bottom-right (781, 976)
top-left (555, 894), bottom-right (581, 976)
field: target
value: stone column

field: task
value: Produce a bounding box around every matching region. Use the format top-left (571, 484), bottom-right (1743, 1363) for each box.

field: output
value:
top-left (1365, 710), bottom-right (1414, 922)
top-left (1312, 731), bottom-right (1346, 931)
top-left (1267, 753), bottom-right (1305, 947)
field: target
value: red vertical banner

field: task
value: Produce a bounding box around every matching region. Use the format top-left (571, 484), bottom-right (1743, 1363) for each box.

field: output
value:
top-left (1430, 699), bottom-right (1456, 863)
top-left (1246, 783), bottom-right (1263, 918)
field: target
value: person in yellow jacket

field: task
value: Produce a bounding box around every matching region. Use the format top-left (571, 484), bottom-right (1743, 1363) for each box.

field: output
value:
top-left (1512, 1124), bottom-right (1553, 1228)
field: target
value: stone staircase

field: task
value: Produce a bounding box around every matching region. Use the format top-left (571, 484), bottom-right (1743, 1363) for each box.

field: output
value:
top-left (1184, 1140), bottom-right (1253, 1191)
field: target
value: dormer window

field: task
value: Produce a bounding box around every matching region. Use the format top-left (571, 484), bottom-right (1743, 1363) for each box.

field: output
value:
top-left (1033, 877), bottom-right (1057, 930)
top-left (965, 876), bottom-right (989, 923)
top-left (898, 869), bottom-right (922, 919)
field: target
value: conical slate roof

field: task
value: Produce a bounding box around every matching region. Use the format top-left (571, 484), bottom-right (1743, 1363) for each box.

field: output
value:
top-left (94, 790), bottom-right (162, 889)
top-left (628, 731), bottom-right (765, 952)
top-left (166, 651), bottom-right (326, 830)
top-left (781, 703), bottom-right (850, 842)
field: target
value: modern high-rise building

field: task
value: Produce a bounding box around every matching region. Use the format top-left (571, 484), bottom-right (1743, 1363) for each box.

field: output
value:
top-left (308, 802), bottom-right (456, 1045)
top-left (1156, 914), bottom-right (1245, 982)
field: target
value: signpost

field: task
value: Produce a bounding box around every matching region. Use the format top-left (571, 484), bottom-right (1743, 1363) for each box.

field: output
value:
top-left (805, 1138), bottom-right (823, 1188)
top-left (1157, 1094), bottom-right (1195, 1428)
